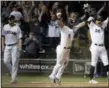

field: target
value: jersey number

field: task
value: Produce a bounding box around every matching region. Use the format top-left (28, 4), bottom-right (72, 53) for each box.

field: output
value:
top-left (95, 29), bottom-right (100, 33)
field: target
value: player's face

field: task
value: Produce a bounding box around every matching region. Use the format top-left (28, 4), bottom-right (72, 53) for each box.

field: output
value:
top-left (96, 20), bottom-right (102, 25)
top-left (96, 17), bottom-right (103, 25)
top-left (8, 19), bottom-right (15, 25)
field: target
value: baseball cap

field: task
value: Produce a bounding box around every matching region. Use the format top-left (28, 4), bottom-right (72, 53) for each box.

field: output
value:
top-left (8, 15), bottom-right (15, 20)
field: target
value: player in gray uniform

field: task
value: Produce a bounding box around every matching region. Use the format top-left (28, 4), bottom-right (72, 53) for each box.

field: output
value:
top-left (2, 15), bottom-right (22, 84)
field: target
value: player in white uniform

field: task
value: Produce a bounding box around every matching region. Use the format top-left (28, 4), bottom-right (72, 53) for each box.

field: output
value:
top-left (2, 15), bottom-right (22, 84)
top-left (80, 3), bottom-right (109, 84)
top-left (49, 12), bottom-right (85, 84)
top-left (87, 16), bottom-right (109, 84)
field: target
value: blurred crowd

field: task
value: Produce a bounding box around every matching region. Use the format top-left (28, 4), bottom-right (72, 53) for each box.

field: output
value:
top-left (1, 1), bottom-right (108, 58)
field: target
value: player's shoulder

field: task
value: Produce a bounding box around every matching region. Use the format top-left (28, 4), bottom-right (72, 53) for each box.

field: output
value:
top-left (14, 24), bottom-right (20, 28)
top-left (4, 24), bottom-right (9, 26)
top-left (65, 26), bottom-right (73, 33)
top-left (64, 25), bottom-right (71, 30)
top-left (67, 26), bottom-right (73, 32)
top-left (12, 24), bottom-right (21, 31)
top-left (3, 24), bottom-right (10, 28)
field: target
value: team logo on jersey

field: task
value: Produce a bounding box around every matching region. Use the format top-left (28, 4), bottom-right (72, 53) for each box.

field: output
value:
top-left (5, 31), bottom-right (17, 35)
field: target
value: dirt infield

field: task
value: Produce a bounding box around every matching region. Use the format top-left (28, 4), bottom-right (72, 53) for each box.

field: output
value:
top-left (2, 82), bottom-right (109, 88)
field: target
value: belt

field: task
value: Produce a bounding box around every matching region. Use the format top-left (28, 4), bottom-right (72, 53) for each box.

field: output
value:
top-left (64, 47), bottom-right (71, 49)
top-left (95, 44), bottom-right (104, 46)
top-left (6, 43), bottom-right (17, 46)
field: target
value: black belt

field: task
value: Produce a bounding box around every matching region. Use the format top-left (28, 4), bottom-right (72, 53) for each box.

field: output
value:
top-left (64, 47), bottom-right (71, 49)
top-left (95, 44), bottom-right (104, 46)
top-left (6, 43), bottom-right (17, 46)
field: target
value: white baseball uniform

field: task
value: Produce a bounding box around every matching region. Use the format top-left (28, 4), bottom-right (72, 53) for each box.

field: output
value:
top-left (2, 24), bottom-right (22, 81)
top-left (49, 25), bottom-right (74, 80)
top-left (88, 17), bottom-right (109, 67)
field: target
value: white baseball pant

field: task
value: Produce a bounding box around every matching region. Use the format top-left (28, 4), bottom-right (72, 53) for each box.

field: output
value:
top-left (90, 44), bottom-right (109, 67)
top-left (50, 45), bottom-right (70, 79)
top-left (4, 45), bottom-right (19, 81)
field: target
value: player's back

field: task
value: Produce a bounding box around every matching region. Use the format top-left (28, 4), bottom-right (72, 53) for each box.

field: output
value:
top-left (60, 26), bottom-right (74, 47)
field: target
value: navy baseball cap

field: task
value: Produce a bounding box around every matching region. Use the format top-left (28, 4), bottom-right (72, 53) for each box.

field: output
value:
top-left (8, 15), bottom-right (15, 20)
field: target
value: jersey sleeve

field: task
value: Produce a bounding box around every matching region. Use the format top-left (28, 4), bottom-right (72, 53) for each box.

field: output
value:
top-left (17, 26), bottom-right (22, 39)
top-left (102, 17), bottom-right (109, 29)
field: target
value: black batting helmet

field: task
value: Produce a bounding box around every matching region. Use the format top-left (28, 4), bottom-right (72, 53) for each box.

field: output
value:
top-left (8, 15), bottom-right (15, 20)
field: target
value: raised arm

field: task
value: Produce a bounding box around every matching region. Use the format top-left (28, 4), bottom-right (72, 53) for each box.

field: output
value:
top-left (74, 16), bottom-right (95, 32)
top-left (65, 5), bottom-right (70, 24)
top-left (102, 17), bottom-right (109, 29)
top-left (74, 21), bottom-right (86, 30)
top-left (97, 2), bottom-right (106, 15)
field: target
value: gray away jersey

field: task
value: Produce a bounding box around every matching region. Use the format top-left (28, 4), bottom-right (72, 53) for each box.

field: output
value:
top-left (2, 24), bottom-right (22, 45)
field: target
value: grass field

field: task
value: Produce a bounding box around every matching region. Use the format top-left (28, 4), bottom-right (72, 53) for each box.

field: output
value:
top-left (2, 74), bottom-right (109, 88)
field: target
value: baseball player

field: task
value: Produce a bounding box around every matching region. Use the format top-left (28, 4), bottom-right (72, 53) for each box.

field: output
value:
top-left (80, 14), bottom-right (109, 84)
top-left (2, 15), bottom-right (22, 84)
top-left (87, 15), bottom-right (109, 84)
top-left (49, 12), bottom-right (85, 84)
top-left (80, 3), bottom-right (109, 84)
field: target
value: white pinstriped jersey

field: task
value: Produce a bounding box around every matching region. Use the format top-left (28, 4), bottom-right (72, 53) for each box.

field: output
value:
top-left (88, 17), bottom-right (109, 44)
